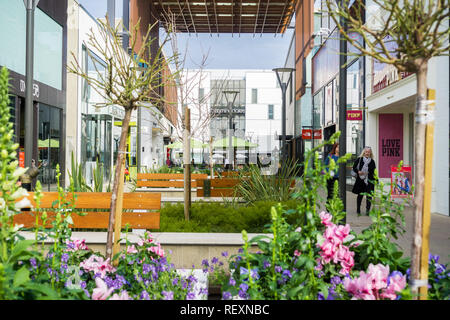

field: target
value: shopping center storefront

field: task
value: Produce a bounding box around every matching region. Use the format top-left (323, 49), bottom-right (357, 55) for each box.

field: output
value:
top-left (310, 28), bottom-right (365, 182)
top-left (0, 0), bottom-right (67, 191)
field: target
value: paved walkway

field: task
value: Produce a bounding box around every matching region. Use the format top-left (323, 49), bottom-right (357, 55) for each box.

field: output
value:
top-left (344, 191), bottom-right (450, 264)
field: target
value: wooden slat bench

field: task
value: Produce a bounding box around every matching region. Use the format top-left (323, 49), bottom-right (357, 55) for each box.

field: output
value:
top-left (197, 178), bottom-right (241, 197)
top-left (14, 192), bottom-right (161, 229)
top-left (136, 173), bottom-right (208, 189)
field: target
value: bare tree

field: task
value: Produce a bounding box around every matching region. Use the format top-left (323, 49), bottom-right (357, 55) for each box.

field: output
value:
top-left (153, 13), bottom-right (229, 151)
top-left (325, 0), bottom-right (449, 299)
top-left (68, 16), bottom-right (177, 261)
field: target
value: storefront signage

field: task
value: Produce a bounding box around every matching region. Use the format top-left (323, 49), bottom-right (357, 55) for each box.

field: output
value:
top-left (19, 152), bottom-right (25, 168)
top-left (391, 165), bottom-right (413, 199)
top-left (372, 36), bottom-right (413, 94)
top-left (302, 129), bottom-right (322, 139)
top-left (302, 129), bottom-right (312, 139)
top-left (212, 107), bottom-right (245, 115)
top-left (346, 110), bottom-right (363, 121)
top-left (19, 79), bottom-right (40, 98)
top-left (313, 129), bottom-right (322, 139)
top-left (378, 114), bottom-right (403, 178)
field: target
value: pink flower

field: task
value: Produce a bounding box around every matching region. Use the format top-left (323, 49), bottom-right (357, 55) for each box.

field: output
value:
top-left (80, 255), bottom-right (116, 278)
top-left (319, 211), bottom-right (333, 226)
top-left (127, 245), bottom-right (138, 254)
top-left (66, 238), bottom-right (89, 251)
top-left (92, 277), bottom-right (114, 300)
top-left (367, 263), bottom-right (390, 291)
top-left (110, 290), bottom-right (131, 300)
top-left (148, 243), bottom-right (165, 257)
top-left (334, 224), bottom-right (350, 241)
top-left (294, 250), bottom-right (301, 257)
top-left (343, 264), bottom-right (406, 300)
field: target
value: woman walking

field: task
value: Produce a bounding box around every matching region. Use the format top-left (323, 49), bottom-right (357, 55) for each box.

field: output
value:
top-left (352, 146), bottom-right (376, 215)
top-left (324, 142), bottom-right (339, 200)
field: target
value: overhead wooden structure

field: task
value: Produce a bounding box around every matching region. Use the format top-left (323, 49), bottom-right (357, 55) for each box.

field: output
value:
top-left (153, 0), bottom-right (297, 36)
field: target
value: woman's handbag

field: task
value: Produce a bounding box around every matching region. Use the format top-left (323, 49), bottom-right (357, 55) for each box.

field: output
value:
top-left (351, 158), bottom-right (361, 178)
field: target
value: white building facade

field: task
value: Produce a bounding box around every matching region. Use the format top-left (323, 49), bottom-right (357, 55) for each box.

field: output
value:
top-left (181, 69), bottom-right (283, 166)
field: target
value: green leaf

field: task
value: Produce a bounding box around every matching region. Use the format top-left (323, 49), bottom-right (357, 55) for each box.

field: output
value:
top-left (9, 240), bottom-right (35, 261)
top-left (13, 266), bottom-right (30, 287)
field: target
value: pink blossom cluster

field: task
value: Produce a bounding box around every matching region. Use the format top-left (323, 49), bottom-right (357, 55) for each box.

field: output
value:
top-left (148, 242), bottom-right (165, 258)
top-left (343, 263), bottom-right (407, 300)
top-left (137, 233), bottom-right (165, 258)
top-left (317, 211), bottom-right (355, 275)
top-left (92, 277), bottom-right (130, 300)
top-left (66, 237), bottom-right (89, 252)
top-left (80, 255), bottom-right (116, 278)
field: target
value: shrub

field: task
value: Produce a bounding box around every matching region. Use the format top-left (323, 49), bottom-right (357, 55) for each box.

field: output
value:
top-left (156, 200), bottom-right (299, 233)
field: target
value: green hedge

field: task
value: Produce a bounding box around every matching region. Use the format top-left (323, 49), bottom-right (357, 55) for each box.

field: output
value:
top-left (153, 200), bottom-right (300, 233)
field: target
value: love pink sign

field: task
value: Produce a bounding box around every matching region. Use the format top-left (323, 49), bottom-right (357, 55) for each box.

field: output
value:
top-left (378, 114), bottom-right (403, 178)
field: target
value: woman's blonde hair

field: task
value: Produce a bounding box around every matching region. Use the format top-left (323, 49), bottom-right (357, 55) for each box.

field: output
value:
top-left (359, 146), bottom-right (374, 158)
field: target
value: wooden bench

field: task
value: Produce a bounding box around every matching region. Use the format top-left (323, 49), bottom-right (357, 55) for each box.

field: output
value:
top-left (136, 173), bottom-right (208, 189)
top-left (13, 192), bottom-right (161, 229)
top-left (197, 178), bottom-right (241, 197)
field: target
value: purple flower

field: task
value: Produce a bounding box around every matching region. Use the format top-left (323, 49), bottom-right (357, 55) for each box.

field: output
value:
top-left (142, 264), bottom-right (151, 274)
top-left (61, 253), bottom-right (69, 263)
top-left (429, 254), bottom-right (440, 263)
top-left (240, 267), bottom-right (249, 276)
top-left (331, 276), bottom-right (342, 286)
top-left (222, 291), bottom-right (232, 300)
top-left (162, 291), bottom-right (174, 300)
top-left (186, 292), bottom-right (196, 300)
top-left (172, 278), bottom-right (179, 286)
top-left (202, 259), bottom-right (209, 267)
top-left (251, 269), bottom-right (260, 280)
top-left (282, 269), bottom-right (292, 279)
top-left (263, 260), bottom-right (271, 269)
top-left (140, 290), bottom-right (150, 300)
top-left (29, 258), bottom-right (37, 269)
top-left (211, 257), bottom-right (219, 264)
top-left (222, 251), bottom-right (229, 257)
top-left (239, 283), bottom-right (249, 292)
top-left (275, 266), bottom-right (282, 273)
top-left (229, 277), bottom-right (236, 286)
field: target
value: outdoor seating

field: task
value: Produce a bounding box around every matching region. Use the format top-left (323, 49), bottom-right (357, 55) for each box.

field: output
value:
top-left (14, 192), bottom-right (161, 229)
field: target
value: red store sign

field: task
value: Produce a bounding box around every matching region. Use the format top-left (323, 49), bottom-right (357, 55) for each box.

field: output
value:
top-left (302, 129), bottom-right (322, 140)
top-left (346, 110), bottom-right (363, 121)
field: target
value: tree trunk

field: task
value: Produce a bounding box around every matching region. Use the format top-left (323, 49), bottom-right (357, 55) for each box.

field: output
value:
top-left (106, 107), bottom-right (133, 261)
top-left (410, 61), bottom-right (428, 299)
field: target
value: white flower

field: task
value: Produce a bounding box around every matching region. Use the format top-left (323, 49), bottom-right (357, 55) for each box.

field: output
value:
top-left (0, 197), bottom-right (5, 210)
top-left (15, 197), bottom-right (32, 210)
top-left (11, 187), bottom-right (29, 200)
top-left (12, 167), bottom-right (28, 179)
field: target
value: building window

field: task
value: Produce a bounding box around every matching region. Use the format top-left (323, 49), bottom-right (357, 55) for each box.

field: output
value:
top-left (268, 104), bottom-right (274, 120)
top-left (252, 88), bottom-right (258, 104)
top-left (199, 88), bottom-right (205, 102)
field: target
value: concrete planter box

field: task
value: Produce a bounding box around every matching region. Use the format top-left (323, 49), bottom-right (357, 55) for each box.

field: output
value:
top-left (19, 231), bottom-right (269, 269)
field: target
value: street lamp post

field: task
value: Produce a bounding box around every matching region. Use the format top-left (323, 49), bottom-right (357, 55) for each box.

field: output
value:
top-left (24, 0), bottom-right (39, 168)
top-left (338, 6), bottom-right (348, 222)
top-left (223, 90), bottom-right (239, 170)
top-left (273, 68), bottom-right (295, 164)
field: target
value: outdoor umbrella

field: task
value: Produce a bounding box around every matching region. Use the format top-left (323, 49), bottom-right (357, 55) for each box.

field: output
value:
top-left (212, 137), bottom-right (258, 149)
top-left (166, 138), bottom-right (208, 149)
top-left (38, 139), bottom-right (60, 148)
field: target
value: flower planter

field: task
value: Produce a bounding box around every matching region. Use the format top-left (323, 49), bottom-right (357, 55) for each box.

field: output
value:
top-left (207, 284), bottom-right (222, 300)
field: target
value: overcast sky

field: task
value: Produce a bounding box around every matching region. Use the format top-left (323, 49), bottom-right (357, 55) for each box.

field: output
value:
top-left (79, 0), bottom-right (294, 70)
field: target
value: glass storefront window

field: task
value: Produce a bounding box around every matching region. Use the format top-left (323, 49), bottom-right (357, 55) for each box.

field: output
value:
top-left (81, 114), bottom-right (113, 183)
top-left (37, 104), bottom-right (61, 191)
top-left (346, 60), bottom-right (363, 157)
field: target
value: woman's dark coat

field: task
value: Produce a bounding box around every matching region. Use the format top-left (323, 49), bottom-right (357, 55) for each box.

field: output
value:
top-left (351, 157), bottom-right (376, 194)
